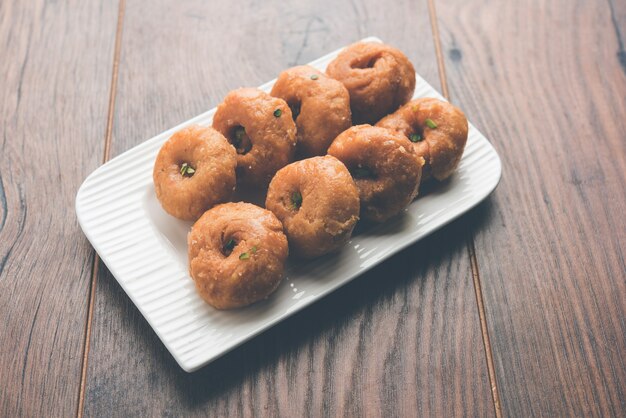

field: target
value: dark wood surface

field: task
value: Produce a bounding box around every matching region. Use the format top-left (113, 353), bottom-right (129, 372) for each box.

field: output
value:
top-left (1, 0), bottom-right (624, 416)
top-left (437, 0), bottom-right (626, 416)
top-left (0, 0), bottom-right (119, 416)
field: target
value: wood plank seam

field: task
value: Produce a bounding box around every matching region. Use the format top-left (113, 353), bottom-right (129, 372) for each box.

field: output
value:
top-left (426, 0), bottom-right (503, 416)
top-left (76, 0), bottom-right (126, 416)
top-left (468, 235), bottom-right (502, 417)
top-left (426, 0), bottom-right (449, 98)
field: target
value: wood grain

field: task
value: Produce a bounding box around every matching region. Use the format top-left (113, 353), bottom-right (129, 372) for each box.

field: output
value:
top-left (80, 0), bottom-right (494, 416)
top-left (436, 0), bottom-right (626, 416)
top-left (608, 0), bottom-right (626, 76)
top-left (0, 0), bottom-right (119, 416)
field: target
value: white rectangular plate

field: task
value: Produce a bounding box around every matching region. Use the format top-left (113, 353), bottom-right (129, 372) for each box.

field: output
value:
top-left (76, 37), bottom-right (501, 372)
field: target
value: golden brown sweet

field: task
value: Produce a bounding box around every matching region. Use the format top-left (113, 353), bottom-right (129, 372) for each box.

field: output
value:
top-left (265, 156), bottom-right (360, 259)
top-left (212, 88), bottom-right (297, 188)
top-left (270, 65), bottom-right (351, 157)
top-left (153, 125), bottom-right (236, 221)
top-left (326, 42), bottom-right (415, 125)
top-left (188, 202), bottom-right (288, 310)
top-left (376, 98), bottom-right (468, 181)
top-left (327, 125), bottom-right (423, 223)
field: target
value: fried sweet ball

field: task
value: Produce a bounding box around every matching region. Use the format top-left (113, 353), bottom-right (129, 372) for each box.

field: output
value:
top-left (212, 88), bottom-right (297, 188)
top-left (188, 202), bottom-right (288, 310)
top-left (270, 66), bottom-right (351, 157)
top-left (377, 98), bottom-right (468, 181)
top-left (265, 156), bottom-right (360, 259)
top-left (326, 42), bottom-right (415, 125)
top-left (327, 125), bottom-right (424, 223)
top-left (153, 125), bottom-right (236, 221)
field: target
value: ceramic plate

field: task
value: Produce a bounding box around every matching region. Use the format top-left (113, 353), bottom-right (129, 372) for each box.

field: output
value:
top-left (76, 37), bottom-right (502, 372)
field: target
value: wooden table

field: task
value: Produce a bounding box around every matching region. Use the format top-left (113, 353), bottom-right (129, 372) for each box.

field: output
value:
top-left (2, 0), bottom-right (625, 416)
